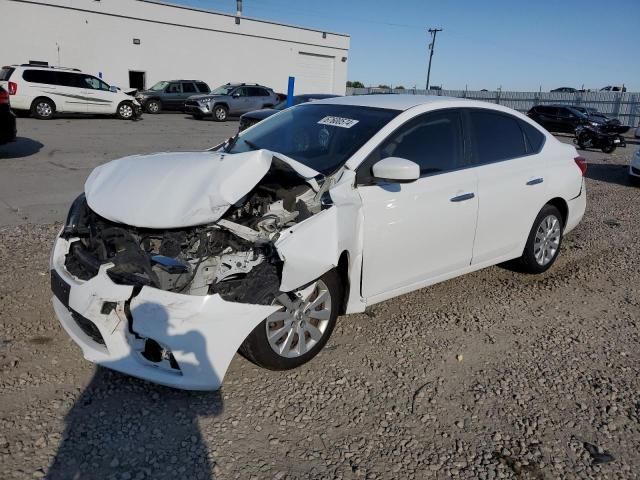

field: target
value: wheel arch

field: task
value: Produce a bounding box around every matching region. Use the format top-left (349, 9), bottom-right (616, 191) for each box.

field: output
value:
top-left (31, 96), bottom-right (56, 112)
top-left (546, 197), bottom-right (568, 229)
top-left (213, 102), bottom-right (229, 110)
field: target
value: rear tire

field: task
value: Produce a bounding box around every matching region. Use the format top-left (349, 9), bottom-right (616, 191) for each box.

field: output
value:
top-left (145, 100), bottom-right (161, 114)
top-left (601, 144), bottom-right (616, 154)
top-left (213, 105), bottom-right (228, 122)
top-left (516, 204), bottom-right (564, 274)
top-left (31, 98), bottom-right (55, 120)
top-left (239, 269), bottom-right (343, 370)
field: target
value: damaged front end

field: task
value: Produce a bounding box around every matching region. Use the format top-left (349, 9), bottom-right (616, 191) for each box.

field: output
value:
top-left (50, 150), bottom-right (333, 390)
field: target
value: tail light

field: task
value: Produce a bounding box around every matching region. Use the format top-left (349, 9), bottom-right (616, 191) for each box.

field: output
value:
top-left (0, 88), bottom-right (8, 105)
top-left (8, 81), bottom-right (17, 95)
top-left (574, 156), bottom-right (587, 176)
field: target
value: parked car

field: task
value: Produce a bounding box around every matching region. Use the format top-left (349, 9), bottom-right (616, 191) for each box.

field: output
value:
top-left (0, 85), bottom-right (17, 145)
top-left (630, 147), bottom-right (640, 184)
top-left (600, 85), bottom-right (626, 92)
top-left (0, 64), bottom-right (141, 120)
top-left (51, 95), bottom-right (586, 390)
top-left (185, 83), bottom-right (279, 121)
top-left (239, 94), bottom-right (340, 131)
top-left (136, 80), bottom-right (210, 113)
top-left (551, 87), bottom-right (577, 93)
top-left (635, 124), bottom-right (640, 139)
top-left (527, 104), bottom-right (604, 133)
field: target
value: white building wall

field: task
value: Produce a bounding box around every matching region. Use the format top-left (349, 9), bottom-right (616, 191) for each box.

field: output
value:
top-left (1, 0), bottom-right (350, 94)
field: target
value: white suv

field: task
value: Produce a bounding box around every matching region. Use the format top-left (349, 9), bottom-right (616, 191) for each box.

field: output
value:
top-left (0, 64), bottom-right (141, 120)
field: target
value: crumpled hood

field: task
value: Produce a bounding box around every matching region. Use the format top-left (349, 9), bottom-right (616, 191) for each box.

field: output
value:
top-left (85, 149), bottom-right (320, 229)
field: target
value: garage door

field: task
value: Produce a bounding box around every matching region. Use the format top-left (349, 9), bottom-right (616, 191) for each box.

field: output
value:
top-left (293, 52), bottom-right (335, 94)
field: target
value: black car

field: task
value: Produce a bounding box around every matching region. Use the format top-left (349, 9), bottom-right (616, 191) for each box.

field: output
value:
top-left (136, 80), bottom-right (210, 113)
top-left (550, 87), bottom-right (577, 93)
top-left (0, 85), bottom-right (17, 145)
top-left (238, 94), bottom-right (339, 131)
top-left (526, 105), bottom-right (605, 133)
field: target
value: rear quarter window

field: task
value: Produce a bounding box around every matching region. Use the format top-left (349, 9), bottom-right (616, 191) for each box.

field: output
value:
top-left (23, 69), bottom-right (57, 85)
top-left (195, 82), bottom-right (209, 93)
top-left (519, 121), bottom-right (546, 153)
top-left (0, 67), bottom-right (15, 81)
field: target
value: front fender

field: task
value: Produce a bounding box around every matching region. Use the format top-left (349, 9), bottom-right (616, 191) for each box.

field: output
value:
top-left (275, 207), bottom-right (340, 292)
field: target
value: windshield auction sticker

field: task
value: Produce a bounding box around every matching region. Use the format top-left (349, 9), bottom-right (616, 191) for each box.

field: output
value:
top-left (318, 116), bottom-right (360, 128)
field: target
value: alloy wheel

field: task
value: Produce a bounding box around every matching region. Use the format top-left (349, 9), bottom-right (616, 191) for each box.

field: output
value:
top-left (36, 102), bottom-right (52, 118)
top-left (533, 215), bottom-right (561, 266)
top-left (119, 104), bottom-right (133, 119)
top-left (265, 280), bottom-right (332, 358)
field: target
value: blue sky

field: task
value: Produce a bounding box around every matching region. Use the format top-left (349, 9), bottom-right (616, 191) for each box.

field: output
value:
top-left (172, 0), bottom-right (639, 91)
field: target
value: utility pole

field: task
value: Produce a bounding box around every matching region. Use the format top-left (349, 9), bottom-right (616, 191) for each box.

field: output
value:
top-left (425, 28), bottom-right (442, 91)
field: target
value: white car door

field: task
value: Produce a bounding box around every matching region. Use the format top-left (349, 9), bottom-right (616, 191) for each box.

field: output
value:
top-left (466, 109), bottom-right (548, 265)
top-left (80, 75), bottom-right (117, 114)
top-left (357, 109), bottom-right (479, 300)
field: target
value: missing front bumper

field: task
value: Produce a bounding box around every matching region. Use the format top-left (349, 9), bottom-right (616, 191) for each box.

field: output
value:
top-left (51, 237), bottom-right (279, 390)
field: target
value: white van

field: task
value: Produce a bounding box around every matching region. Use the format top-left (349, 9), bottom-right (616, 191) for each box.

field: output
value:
top-left (0, 64), bottom-right (141, 119)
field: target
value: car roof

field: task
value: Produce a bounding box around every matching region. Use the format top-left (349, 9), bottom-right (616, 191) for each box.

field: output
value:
top-left (312, 94), bottom-right (470, 111)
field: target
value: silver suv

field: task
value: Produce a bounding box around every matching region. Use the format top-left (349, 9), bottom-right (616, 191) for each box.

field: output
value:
top-left (185, 83), bottom-right (278, 121)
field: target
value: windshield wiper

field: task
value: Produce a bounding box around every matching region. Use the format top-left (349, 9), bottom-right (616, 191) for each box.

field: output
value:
top-left (243, 139), bottom-right (262, 151)
top-left (223, 133), bottom-right (239, 153)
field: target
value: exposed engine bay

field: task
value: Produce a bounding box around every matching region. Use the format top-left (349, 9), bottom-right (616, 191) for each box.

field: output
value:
top-left (63, 168), bottom-right (327, 304)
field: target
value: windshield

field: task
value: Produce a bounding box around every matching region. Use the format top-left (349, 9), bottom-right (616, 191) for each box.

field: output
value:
top-left (149, 81), bottom-right (169, 91)
top-left (211, 85), bottom-right (236, 95)
top-left (225, 104), bottom-right (399, 175)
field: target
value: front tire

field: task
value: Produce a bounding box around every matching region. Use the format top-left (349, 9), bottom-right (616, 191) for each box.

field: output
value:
top-left (145, 100), bottom-right (161, 114)
top-left (31, 98), bottom-right (55, 120)
top-left (117, 102), bottom-right (135, 120)
top-left (517, 204), bottom-right (564, 274)
top-left (213, 105), bottom-right (228, 122)
top-left (239, 269), bottom-right (343, 370)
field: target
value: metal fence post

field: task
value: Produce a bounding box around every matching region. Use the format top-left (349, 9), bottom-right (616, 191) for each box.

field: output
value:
top-left (613, 92), bottom-right (622, 119)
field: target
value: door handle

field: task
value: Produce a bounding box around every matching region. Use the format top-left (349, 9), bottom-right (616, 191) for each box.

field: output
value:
top-left (450, 192), bottom-right (475, 202)
top-left (526, 178), bottom-right (544, 186)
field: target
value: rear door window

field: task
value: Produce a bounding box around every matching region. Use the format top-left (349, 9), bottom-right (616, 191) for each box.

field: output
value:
top-left (468, 110), bottom-right (527, 164)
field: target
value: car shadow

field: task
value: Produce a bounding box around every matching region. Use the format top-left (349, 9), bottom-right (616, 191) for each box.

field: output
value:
top-left (585, 162), bottom-right (634, 187)
top-left (0, 137), bottom-right (44, 159)
top-left (47, 303), bottom-right (223, 479)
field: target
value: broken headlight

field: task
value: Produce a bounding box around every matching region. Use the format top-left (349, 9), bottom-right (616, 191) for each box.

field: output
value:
top-left (63, 193), bottom-right (90, 237)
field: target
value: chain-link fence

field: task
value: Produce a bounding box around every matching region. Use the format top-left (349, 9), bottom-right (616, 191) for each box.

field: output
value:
top-left (346, 88), bottom-right (640, 126)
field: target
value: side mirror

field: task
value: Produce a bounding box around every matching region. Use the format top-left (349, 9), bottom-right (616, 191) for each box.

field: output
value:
top-left (109, 86), bottom-right (118, 93)
top-left (372, 157), bottom-right (420, 183)
top-left (232, 92), bottom-right (241, 98)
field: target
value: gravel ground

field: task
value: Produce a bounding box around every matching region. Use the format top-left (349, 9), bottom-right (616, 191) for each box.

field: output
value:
top-left (0, 120), bottom-right (639, 479)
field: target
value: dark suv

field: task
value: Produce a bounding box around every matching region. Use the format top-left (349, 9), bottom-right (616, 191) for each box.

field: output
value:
top-left (527, 105), bottom-right (604, 133)
top-left (136, 80), bottom-right (210, 113)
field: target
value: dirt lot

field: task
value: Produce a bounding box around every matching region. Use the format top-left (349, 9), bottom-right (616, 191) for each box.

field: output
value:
top-left (0, 115), bottom-right (639, 480)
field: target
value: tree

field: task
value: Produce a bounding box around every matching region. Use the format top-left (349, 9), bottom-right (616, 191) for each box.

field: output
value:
top-left (395, 85), bottom-right (405, 90)
top-left (346, 80), bottom-right (365, 88)
top-left (377, 84), bottom-right (391, 89)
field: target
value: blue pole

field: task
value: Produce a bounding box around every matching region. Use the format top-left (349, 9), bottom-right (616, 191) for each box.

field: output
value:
top-left (286, 76), bottom-right (295, 107)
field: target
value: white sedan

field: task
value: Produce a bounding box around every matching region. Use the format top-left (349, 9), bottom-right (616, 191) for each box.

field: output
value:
top-left (630, 147), bottom-right (640, 184)
top-left (50, 95), bottom-right (587, 390)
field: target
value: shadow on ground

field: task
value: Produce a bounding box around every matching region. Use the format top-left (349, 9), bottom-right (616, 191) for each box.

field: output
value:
top-left (586, 162), bottom-right (635, 187)
top-left (47, 303), bottom-right (223, 479)
top-left (0, 137), bottom-right (43, 159)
